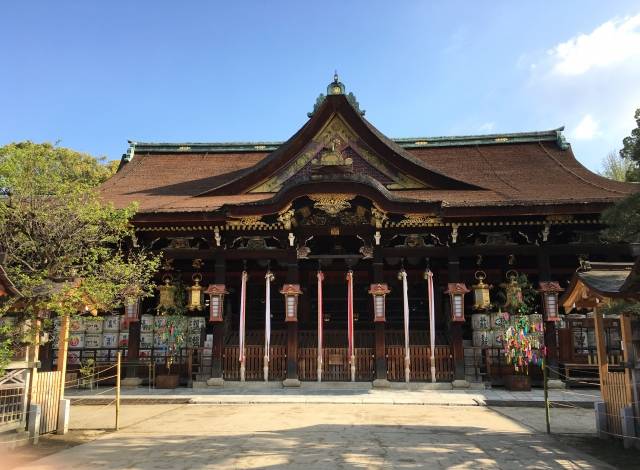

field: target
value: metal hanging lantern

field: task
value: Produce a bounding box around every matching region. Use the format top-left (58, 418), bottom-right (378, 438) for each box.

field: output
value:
top-left (187, 273), bottom-right (204, 311)
top-left (472, 271), bottom-right (491, 310)
top-left (158, 274), bottom-right (176, 311)
top-left (205, 284), bottom-right (228, 322)
top-left (368, 283), bottom-right (391, 322)
top-left (280, 284), bottom-right (302, 322)
top-left (538, 281), bottom-right (564, 322)
top-left (444, 283), bottom-right (470, 322)
top-left (503, 270), bottom-right (522, 310)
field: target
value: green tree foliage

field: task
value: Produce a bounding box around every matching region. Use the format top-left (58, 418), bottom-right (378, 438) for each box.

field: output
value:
top-left (0, 142), bottom-right (159, 372)
top-left (600, 150), bottom-right (633, 182)
top-left (601, 193), bottom-right (640, 243)
top-left (620, 108), bottom-right (640, 182)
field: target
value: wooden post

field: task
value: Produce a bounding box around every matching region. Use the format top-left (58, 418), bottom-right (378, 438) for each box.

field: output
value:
top-left (543, 356), bottom-right (550, 434)
top-left (593, 310), bottom-right (609, 402)
top-left (538, 248), bottom-right (560, 380)
top-left (115, 351), bottom-right (121, 431)
top-left (372, 250), bottom-right (388, 384)
top-left (620, 313), bottom-right (634, 405)
top-left (283, 251), bottom-right (300, 385)
top-left (211, 258), bottom-right (226, 382)
top-left (57, 315), bottom-right (70, 400)
top-left (447, 254), bottom-right (465, 382)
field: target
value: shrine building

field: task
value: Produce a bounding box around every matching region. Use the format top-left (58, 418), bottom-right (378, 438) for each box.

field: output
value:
top-left (69, 75), bottom-right (638, 388)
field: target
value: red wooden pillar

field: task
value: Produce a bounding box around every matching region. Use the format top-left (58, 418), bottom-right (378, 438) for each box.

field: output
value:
top-left (283, 250), bottom-right (301, 386)
top-left (448, 254), bottom-right (466, 383)
top-left (371, 249), bottom-right (389, 387)
top-left (208, 257), bottom-right (226, 386)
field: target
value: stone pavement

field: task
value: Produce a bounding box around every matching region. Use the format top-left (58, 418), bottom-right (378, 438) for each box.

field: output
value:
top-left (12, 404), bottom-right (612, 469)
top-left (66, 383), bottom-right (601, 407)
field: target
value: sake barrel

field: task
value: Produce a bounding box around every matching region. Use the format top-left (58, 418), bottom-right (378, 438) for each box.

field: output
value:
top-left (188, 332), bottom-right (202, 348)
top-left (141, 315), bottom-right (154, 333)
top-left (84, 334), bottom-right (102, 349)
top-left (118, 332), bottom-right (129, 348)
top-left (139, 349), bottom-right (151, 361)
top-left (84, 318), bottom-right (104, 334)
top-left (67, 351), bottom-right (81, 365)
top-left (68, 333), bottom-right (85, 349)
top-left (140, 333), bottom-right (154, 349)
top-left (491, 311), bottom-right (509, 330)
top-left (492, 330), bottom-right (505, 348)
top-left (103, 316), bottom-right (120, 333)
top-left (154, 316), bottom-right (167, 331)
top-left (95, 349), bottom-right (110, 362)
top-left (153, 333), bottom-right (167, 348)
top-left (189, 317), bottom-right (205, 332)
top-left (471, 313), bottom-right (491, 331)
top-left (102, 333), bottom-right (118, 348)
top-left (472, 329), bottom-right (492, 348)
top-left (69, 317), bottom-right (85, 333)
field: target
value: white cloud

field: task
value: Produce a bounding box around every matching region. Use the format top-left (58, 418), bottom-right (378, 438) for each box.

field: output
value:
top-left (549, 14), bottom-right (640, 76)
top-left (571, 114), bottom-right (600, 140)
top-left (478, 122), bottom-right (495, 133)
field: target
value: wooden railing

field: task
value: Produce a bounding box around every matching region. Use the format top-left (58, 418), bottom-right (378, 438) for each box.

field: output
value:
top-left (603, 371), bottom-right (629, 437)
top-left (386, 345), bottom-right (454, 382)
top-left (222, 346), bottom-right (287, 381)
top-left (298, 347), bottom-right (374, 381)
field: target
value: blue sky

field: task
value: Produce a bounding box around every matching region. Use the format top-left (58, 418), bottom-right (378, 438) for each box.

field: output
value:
top-left (2, 1), bottom-right (639, 172)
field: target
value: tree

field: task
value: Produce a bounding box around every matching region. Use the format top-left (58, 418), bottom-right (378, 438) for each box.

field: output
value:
top-left (0, 142), bottom-right (160, 372)
top-left (601, 193), bottom-right (640, 243)
top-left (600, 150), bottom-right (633, 182)
top-left (620, 108), bottom-right (640, 182)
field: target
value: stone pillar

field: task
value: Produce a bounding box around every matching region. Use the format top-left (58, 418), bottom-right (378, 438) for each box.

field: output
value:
top-left (208, 257), bottom-right (225, 386)
top-left (283, 250), bottom-right (301, 387)
top-left (372, 249), bottom-right (390, 388)
top-left (448, 254), bottom-right (467, 386)
top-left (538, 248), bottom-right (561, 383)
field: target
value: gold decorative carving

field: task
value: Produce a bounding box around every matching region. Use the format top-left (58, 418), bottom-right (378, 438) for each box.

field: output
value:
top-left (228, 215), bottom-right (267, 228)
top-left (397, 214), bottom-right (443, 226)
top-left (371, 206), bottom-right (388, 229)
top-left (309, 194), bottom-right (354, 216)
top-left (545, 214), bottom-right (574, 223)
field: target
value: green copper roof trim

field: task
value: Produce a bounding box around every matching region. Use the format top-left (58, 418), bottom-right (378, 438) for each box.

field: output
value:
top-left (127, 127), bottom-right (569, 155)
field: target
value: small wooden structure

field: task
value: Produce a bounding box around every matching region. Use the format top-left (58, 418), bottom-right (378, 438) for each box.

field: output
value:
top-left (561, 261), bottom-right (640, 444)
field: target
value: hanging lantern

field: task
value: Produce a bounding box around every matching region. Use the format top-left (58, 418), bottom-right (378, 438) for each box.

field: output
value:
top-left (280, 284), bottom-right (302, 322)
top-left (368, 283), bottom-right (390, 322)
top-left (158, 275), bottom-right (176, 311)
top-left (187, 273), bottom-right (204, 311)
top-left (204, 284), bottom-right (228, 322)
top-left (503, 270), bottom-right (523, 310)
top-left (124, 298), bottom-right (140, 325)
top-left (444, 283), bottom-right (470, 322)
top-left (538, 281), bottom-right (564, 322)
top-left (472, 271), bottom-right (491, 310)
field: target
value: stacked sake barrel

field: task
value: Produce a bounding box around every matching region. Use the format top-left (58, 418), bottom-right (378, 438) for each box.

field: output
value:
top-left (471, 311), bottom-right (510, 348)
top-left (52, 315), bottom-right (129, 364)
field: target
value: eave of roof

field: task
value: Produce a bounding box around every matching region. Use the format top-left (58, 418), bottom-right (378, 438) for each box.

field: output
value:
top-left (127, 128), bottom-right (566, 155)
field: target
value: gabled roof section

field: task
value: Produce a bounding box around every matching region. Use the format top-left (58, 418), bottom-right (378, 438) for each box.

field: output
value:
top-left (196, 83), bottom-right (482, 197)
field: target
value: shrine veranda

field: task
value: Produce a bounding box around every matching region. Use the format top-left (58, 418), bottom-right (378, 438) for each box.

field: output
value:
top-left (41, 77), bottom-right (638, 387)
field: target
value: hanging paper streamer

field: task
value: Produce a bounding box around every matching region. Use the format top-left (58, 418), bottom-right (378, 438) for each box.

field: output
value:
top-left (426, 269), bottom-right (436, 383)
top-left (346, 270), bottom-right (355, 382)
top-left (503, 314), bottom-right (544, 373)
top-left (317, 270), bottom-right (324, 382)
top-left (399, 269), bottom-right (411, 383)
top-left (264, 271), bottom-right (274, 382)
top-left (239, 270), bottom-right (248, 382)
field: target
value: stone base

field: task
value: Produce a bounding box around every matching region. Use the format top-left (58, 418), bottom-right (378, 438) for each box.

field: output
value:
top-left (207, 377), bottom-right (224, 387)
top-left (56, 399), bottom-right (70, 435)
top-left (192, 381), bottom-right (208, 389)
top-left (372, 379), bottom-right (392, 389)
top-left (121, 377), bottom-right (143, 388)
top-left (282, 378), bottom-right (301, 387)
top-left (452, 379), bottom-right (470, 389)
top-left (546, 379), bottom-right (565, 389)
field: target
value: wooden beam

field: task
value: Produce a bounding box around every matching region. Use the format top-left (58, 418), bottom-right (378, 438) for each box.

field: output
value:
top-left (593, 310), bottom-right (609, 404)
top-left (620, 313), bottom-right (634, 405)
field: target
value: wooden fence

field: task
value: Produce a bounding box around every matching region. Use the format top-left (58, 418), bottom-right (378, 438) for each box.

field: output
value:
top-left (31, 371), bottom-right (62, 434)
top-left (222, 346), bottom-right (287, 381)
top-left (298, 348), bottom-right (374, 381)
top-left (602, 371), bottom-right (629, 437)
top-left (0, 368), bottom-right (29, 430)
top-left (386, 345), bottom-right (454, 382)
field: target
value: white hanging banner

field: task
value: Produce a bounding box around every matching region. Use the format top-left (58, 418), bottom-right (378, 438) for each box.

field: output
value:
top-left (426, 269), bottom-right (436, 383)
top-left (346, 270), bottom-right (355, 382)
top-left (400, 269), bottom-right (411, 383)
top-left (264, 271), bottom-right (274, 382)
top-left (239, 270), bottom-right (248, 382)
top-left (317, 270), bottom-right (324, 382)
